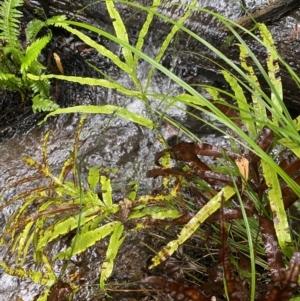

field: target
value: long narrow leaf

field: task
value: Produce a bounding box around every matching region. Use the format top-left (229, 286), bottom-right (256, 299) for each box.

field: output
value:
top-left (36, 105), bottom-right (154, 129)
top-left (100, 221), bottom-right (125, 290)
top-left (133, 0), bottom-right (160, 66)
top-left (105, 0), bottom-right (133, 67)
top-left (53, 23), bottom-right (132, 75)
top-left (27, 73), bottom-right (141, 97)
top-left (100, 175), bottom-right (113, 207)
top-left (258, 23), bottom-right (283, 123)
top-left (150, 185), bottom-right (236, 268)
top-left (222, 70), bottom-right (256, 139)
top-left (53, 221), bottom-right (118, 259)
top-left (261, 160), bottom-right (294, 257)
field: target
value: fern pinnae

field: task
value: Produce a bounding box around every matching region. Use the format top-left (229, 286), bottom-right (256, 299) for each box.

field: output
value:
top-left (0, 0), bottom-right (24, 47)
top-left (0, 72), bottom-right (22, 90)
top-left (21, 34), bottom-right (52, 73)
top-left (26, 15), bottom-right (64, 42)
top-left (26, 18), bottom-right (47, 41)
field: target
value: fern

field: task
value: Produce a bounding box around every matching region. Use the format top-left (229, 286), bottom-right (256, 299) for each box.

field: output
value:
top-left (32, 95), bottom-right (59, 113)
top-left (30, 77), bottom-right (50, 96)
top-left (0, 0), bottom-right (59, 112)
top-left (26, 18), bottom-right (47, 41)
top-left (30, 79), bottom-right (59, 113)
top-left (0, 72), bottom-right (22, 90)
top-left (26, 15), bottom-right (67, 41)
top-left (0, 0), bottom-right (23, 48)
top-left (21, 34), bottom-right (52, 73)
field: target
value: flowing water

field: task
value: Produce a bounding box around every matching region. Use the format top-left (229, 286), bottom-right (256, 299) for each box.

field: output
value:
top-left (1, 0), bottom-right (300, 300)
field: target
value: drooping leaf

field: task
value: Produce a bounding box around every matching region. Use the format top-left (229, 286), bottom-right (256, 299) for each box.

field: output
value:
top-left (28, 73), bottom-right (142, 98)
top-left (0, 261), bottom-right (56, 286)
top-left (48, 22), bottom-right (132, 75)
top-left (36, 206), bottom-right (103, 251)
top-left (150, 186), bottom-right (236, 268)
top-left (35, 104), bottom-right (154, 129)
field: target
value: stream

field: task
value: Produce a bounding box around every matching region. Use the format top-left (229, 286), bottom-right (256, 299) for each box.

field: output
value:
top-left (1, 0), bottom-right (300, 300)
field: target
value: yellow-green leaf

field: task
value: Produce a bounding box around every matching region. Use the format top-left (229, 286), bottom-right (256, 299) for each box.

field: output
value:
top-left (53, 23), bottom-right (131, 74)
top-left (101, 175), bottom-right (112, 207)
top-left (53, 221), bottom-right (118, 260)
top-left (35, 104), bottom-right (154, 129)
top-left (238, 42), bottom-right (266, 131)
top-left (105, 0), bottom-right (133, 67)
top-left (37, 206), bottom-right (103, 250)
top-left (279, 138), bottom-right (300, 158)
top-left (149, 185), bottom-right (236, 268)
top-left (100, 221), bottom-right (125, 290)
top-left (88, 167), bottom-right (100, 191)
top-left (258, 23), bottom-right (283, 122)
top-left (133, 0), bottom-right (160, 65)
top-left (222, 70), bottom-right (256, 139)
top-left (261, 159), bottom-right (294, 256)
top-left (28, 73), bottom-right (141, 98)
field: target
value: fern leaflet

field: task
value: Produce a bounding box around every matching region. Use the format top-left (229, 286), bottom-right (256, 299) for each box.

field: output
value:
top-left (21, 34), bottom-right (52, 73)
top-left (0, 0), bottom-right (24, 47)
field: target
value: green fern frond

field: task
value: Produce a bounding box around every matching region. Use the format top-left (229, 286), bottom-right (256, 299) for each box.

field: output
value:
top-left (30, 78), bottom-right (59, 113)
top-left (21, 34), bottom-right (52, 73)
top-left (26, 15), bottom-right (67, 42)
top-left (0, 0), bottom-right (24, 47)
top-left (0, 52), bottom-right (18, 73)
top-left (46, 14), bottom-right (67, 25)
top-left (0, 72), bottom-right (22, 90)
top-left (26, 18), bottom-right (47, 41)
top-left (3, 45), bottom-right (24, 65)
top-left (32, 95), bottom-right (59, 113)
top-left (30, 78), bottom-right (50, 96)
